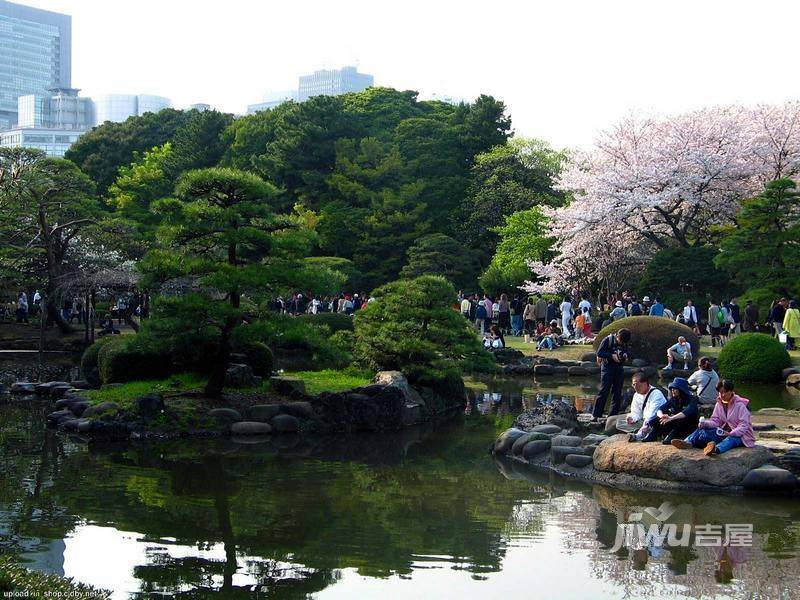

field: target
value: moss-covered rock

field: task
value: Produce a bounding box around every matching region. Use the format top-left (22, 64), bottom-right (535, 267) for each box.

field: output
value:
top-left (718, 333), bottom-right (791, 382)
top-left (593, 316), bottom-right (699, 368)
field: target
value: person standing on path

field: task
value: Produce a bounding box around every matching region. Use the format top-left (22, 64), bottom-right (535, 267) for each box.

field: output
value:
top-left (682, 300), bottom-right (699, 335)
top-left (728, 298), bottom-right (742, 337)
top-left (560, 296), bottom-right (573, 337)
top-left (592, 328), bottom-right (631, 420)
top-left (708, 301), bottom-right (723, 348)
top-left (783, 300), bottom-right (800, 351)
top-left (770, 298), bottom-right (788, 338)
top-left (742, 300), bottom-right (759, 332)
top-left (535, 295), bottom-right (548, 324)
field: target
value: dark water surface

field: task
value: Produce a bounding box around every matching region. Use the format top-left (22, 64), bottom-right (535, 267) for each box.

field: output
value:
top-left (1, 379), bottom-right (800, 598)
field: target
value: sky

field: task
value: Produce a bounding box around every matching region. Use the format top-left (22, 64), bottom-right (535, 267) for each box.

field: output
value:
top-left (20, 0), bottom-right (800, 149)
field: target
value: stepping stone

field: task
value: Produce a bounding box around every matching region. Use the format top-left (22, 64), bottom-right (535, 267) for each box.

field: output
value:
top-left (270, 414), bottom-right (300, 434)
top-left (534, 364), bottom-right (554, 376)
top-left (494, 428), bottom-right (527, 453)
top-left (522, 439), bottom-right (551, 459)
top-left (758, 430), bottom-right (799, 440)
top-left (582, 434), bottom-right (608, 445)
top-left (511, 432), bottom-right (550, 456)
top-left (230, 421), bottom-right (272, 435)
top-left (10, 382), bottom-right (36, 394)
top-left (756, 440), bottom-right (796, 454)
top-left (742, 465), bottom-right (798, 492)
top-left (551, 445), bottom-right (584, 463)
top-left (552, 435), bottom-right (582, 447)
top-left (208, 408), bottom-right (242, 423)
top-left (565, 454), bottom-right (593, 468)
top-left (531, 424), bottom-right (561, 435)
top-left (752, 423), bottom-right (776, 431)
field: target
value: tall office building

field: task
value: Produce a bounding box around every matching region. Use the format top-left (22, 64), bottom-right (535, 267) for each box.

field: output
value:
top-left (247, 90), bottom-right (297, 114)
top-left (297, 66), bottom-right (373, 101)
top-left (18, 87), bottom-right (93, 129)
top-left (0, 0), bottom-right (71, 129)
top-left (94, 93), bottom-right (170, 124)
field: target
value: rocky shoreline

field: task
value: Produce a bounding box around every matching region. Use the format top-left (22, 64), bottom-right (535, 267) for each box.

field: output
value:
top-left (13, 371), bottom-right (466, 442)
top-left (492, 397), bottom-right (800, 495)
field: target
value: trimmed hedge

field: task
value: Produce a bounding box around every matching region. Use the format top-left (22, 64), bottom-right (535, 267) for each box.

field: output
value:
top-left (239, 341), bottom-right (274, 376)
top-left (593, 316), bottom-right (699, 367)
top-left (97, 337), bottom-right (173, 384)
top-left (717, 333), bottom-right (791, 382)
top-left (80, 336), bottom-right (125, 385)
top-left (298, 312), bottom-right (354, 333)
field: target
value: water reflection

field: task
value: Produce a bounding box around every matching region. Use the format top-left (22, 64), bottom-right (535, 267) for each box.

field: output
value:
top-left (1, 398), bottom-right (800, 598)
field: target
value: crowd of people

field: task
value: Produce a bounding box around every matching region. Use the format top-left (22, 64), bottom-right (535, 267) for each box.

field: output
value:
top-left (268, 292), bottom-right (376, 316)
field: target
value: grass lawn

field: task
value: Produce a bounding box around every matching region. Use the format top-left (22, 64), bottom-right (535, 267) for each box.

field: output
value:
top-left (503, 335), bottom-right (594, 361)
top-left (287, 369), bottom-right (372, 395)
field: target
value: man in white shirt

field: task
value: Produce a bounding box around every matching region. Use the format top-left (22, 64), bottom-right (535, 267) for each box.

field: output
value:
top-left (687, 357), bottom-right (720, 404)
top-left (578, 295), bottom-right (592, 314)
top-left (560, 297), bottom-right (573, 337)
top-left (664, 336), bottom-right (693, 370)
top-left (617, 371), bottom-right (667, 436)
top-left (682, 300), bottom-right (699, 333)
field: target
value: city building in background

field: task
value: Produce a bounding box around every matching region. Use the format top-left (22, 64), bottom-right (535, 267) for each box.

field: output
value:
top-left (17, 87), bottom-right (93, 129)
top-left (188, 103), bottom-right (211, 112)
top-left (0, 125), bottom-right (85, 157)
top-left (93, 93), bottom-right (170, 124)
top-left (0, 0), bottom-right (72, 130)
top-left (246, 90), bottom-right (297, 115)
top-left (297, 66), bottom-right (373, 101)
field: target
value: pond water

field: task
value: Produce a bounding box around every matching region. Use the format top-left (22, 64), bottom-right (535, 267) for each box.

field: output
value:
top-left (1, 383), bottom-right (800, 599)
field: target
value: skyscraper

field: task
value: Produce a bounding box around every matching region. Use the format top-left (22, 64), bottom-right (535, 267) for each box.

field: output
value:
top-left (297, 66), bottom-right (373, 101)
top-left (93, 94), bottom-right (171, 124)
top-left (0, 0), bottom-right (71, 129)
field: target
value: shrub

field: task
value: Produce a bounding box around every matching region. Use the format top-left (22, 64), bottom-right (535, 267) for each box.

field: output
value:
top-left (298, 312), bottom-right (354, 333)
top-left (80, 336), bottom-right (124, 385)
top-left (593, 316), bottom-right (699, 367)
top-left (353, 275), bottom-right (496, 382)
top-left (717, 333), bottom-right (791, 382)
top-left (97, 337), bottom-right (173, 384)
top-left (238, 342), bottom-right (274, 376)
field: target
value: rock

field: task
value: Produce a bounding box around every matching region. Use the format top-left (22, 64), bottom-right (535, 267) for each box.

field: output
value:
top-left (225, 364), bottom-right (255, 388)
top-left (522, 439), bottom-right (551, 458)
top-left (231, 421), bottom-right (273, 435)
top-left (279, 401), bottom-right (315, 419)
top-left (631, 358), bottom-right (649, 368)
top-left (77, 419), bottom-right (93, 433)
top-left (69, 401), bottom-right (91, 417)
top-left (494, 428), bottom-right (527, 454)
top-left (373, 371), bottom-right (425, 407)
top-left (135, 394), bottom-right (165, 419)
top-left (582, 434), bottom-right (608, 445)
top-left (100, 383), bottom-right (123, 390)
top-left (565, 454), bottom-right (593, 468)
top-left (742, 465), bottom-right (797, 492)
top-left (782, 367), bottom-right (800, 379)
top-left (553, 366), bottom-right (569, 375)
top-left (55, 397), bottom-right (77, 410)
top-left (492, 347), bottom-right (525, 365)
top-left (752, 423), bottom-right (776, 431)
top-left (567, 366), bottom-right (588, 376)
top-left (46, 409), bottom-right (73, 424)
top-left (59, 418), bottom-right (81, 432)
top-left (585, 365), bottom-right (601, 375)
top-left (584, 444), bottom-right (598, 456)
top-left (757, 440), bottom-right (796, 454)
top-left (11, 382), bottom-right (36, 394)
top-left (551, 435), bottom-right (582, 447)
top-left (776, 448), bottom-right (800, 475)
top-left (533, 364), bottom-right (554, 376)
top-left (511, 432), bottom-right (550, 455)
top-left (552, 445), bottom-right (584, 463)
top-left (270, 414), bottom-right (300, 433)
top-left (81, 402), bottom-right (120, 418)
top-left (537, 357), bottom-right (561, 366)
top-left (593, 434), bottom-right (774, 486)
top-left (580, 361), bottom-right (597, 369)
top-left (531, 424), bottom-right (561, 435)
top-left (229, 352), bottom-right (249, 364)
top-left (208, 408), bottom-right (242, 423)
top-left (248, 404), bottom-right (281, 422)
top-left (36, 382), bottom-right (67, 396)
top-left (787, 374), bottom-right (800, 388)
top-left (623, 366), bottom-right (639, 377)
top-left (64, 391), bottom-right (89, 403)
top-left (580, 352), bottom-right (597, 362)
top-left (49, 384), bottom-right (73, 399)
top-left (641, 366), bottom-right (659, 379)
top-left (604, 415), bottom-right (621, 435)
top-left (270, 375), bottom-right (307, 396)
top-left (70, 380), bottom-right (91, 389)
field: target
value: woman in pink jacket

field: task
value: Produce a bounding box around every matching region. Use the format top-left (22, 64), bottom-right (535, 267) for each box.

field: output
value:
top-left (671, 379), bottom-right (755, 456)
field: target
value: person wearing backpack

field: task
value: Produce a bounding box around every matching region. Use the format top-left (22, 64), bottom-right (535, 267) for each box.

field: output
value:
top-left (708, 301), bottom-right (724, 348)
top-left (628, 299), bottom-right (642, 316)
top-left (475, 300), bottom-right (488, 335)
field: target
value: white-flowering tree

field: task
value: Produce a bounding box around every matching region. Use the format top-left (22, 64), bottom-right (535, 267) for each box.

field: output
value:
top-left (528, 102), bottom-right (800, 296)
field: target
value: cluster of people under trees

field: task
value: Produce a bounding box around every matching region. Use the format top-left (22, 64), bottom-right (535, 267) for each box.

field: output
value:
top-left (592, 327), bottom-right (753, 457)
top-left (269, 292), bottom-right (375, 316)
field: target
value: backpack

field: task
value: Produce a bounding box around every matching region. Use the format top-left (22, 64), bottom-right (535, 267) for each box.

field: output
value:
top-left (630, 302), bottom-right (642, 316)
top-left (716, 308), bottom-right (726, 326)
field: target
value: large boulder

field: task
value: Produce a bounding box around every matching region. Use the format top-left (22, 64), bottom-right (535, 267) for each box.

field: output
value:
top-left (593, 434), bottom-right (773, 487)
top-left (270, 376), bottom-right (306, 396)
top-left (225, 364), bottom-right (255, 388)
top-left (373, 371), bottom-right (425, 407)
top-left (81, 402), bottom-right (120, 418)
top-left (493, 428), bottom-right (527, 454)
top-left (492, 347), bottom-right (525, 365)
top-left (742, 465), bottom-right (797, 492)
top-left (593, 317), bottom-right (699, 369)
top-left (231, 421), bottom-right (272, 435)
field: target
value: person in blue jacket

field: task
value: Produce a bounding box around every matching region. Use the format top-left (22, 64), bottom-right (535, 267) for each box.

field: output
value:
top-left (639, 377), bottom-right (699, 444)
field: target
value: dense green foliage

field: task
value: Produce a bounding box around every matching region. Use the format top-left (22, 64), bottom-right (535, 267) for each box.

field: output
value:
top-left (297, 311), bottom-right (355, 333)
top-left (638, 246), bottom-right (736, 310)
top-left (353, 275), bottom-right (496, 381)
top-left (80, 336), bottom-right (124, 384)
top-left (97, 335), bottom-right (172, 384)
top-left (239, 342), bottom-right (274, 376)
top-left (593, 316), bottom-right (700, 368)
top-left (717, 333), bottom-right (791, 382)
top-left (0, 555), bottom-right (109, 597)
top-left (716, 179), bottom-right (800, 299)
top-left (480, 207), bottom-right (553, 295)
top-left (400, 233), bottom-right (480, 290)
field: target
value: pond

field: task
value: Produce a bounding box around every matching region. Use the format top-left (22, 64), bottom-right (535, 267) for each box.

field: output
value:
top-left (1, 382), bottom-right (800, 599)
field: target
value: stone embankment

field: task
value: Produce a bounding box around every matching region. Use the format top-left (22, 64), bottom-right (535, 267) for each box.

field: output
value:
top-left (492, 398), bottom-right (800, 495)
top-left (18, 371), bottom-right (465, 442)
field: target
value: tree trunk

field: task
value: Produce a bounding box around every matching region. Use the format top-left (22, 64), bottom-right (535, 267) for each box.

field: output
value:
top-left (204, 318), bottom-right (235, 399)
top-left (46, 295), bottom-right (71, 334)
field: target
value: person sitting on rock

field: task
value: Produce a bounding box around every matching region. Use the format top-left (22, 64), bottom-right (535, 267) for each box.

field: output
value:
top-left (671, 379), bottom-right (755, 456)
top-left (687, 357), bottom-right (720, 405)
top-left (663, 336), bottom-right (692, 371)
top-left (620, 370), bottom-right (666, 439)
top-left (638, 377), bottom-right (699, 444)
top-left (485, 325), bottom-right (505, 351)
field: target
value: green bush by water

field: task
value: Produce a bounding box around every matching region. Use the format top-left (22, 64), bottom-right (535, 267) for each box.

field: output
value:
top-left (97, 336), bottom-right (173, 384)
top-left (80, 336), bottom-right (125, 384)
top-left (718, 333), bottom-right (791, 382)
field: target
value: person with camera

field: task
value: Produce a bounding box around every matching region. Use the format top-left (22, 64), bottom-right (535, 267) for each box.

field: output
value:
top-left (592, 328), bottom-right (631, 419)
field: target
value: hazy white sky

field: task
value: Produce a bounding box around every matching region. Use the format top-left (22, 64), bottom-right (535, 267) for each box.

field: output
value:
top-left (22, 0), bottom-right (800, 148)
